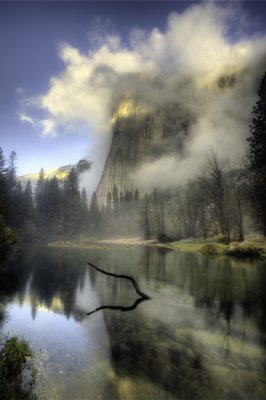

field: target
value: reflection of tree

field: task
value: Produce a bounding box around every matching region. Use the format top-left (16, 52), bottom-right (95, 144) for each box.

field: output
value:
top-left (0, 246), bottom-right (35, 302)
top-left (29, 249), bottom-right (88, 319)
top-left (0, 247), bottom-right (89, 322)
top-left (87, 297), bottom-right (148, 316)
top-left (257, 263), bottom-right (266, 345)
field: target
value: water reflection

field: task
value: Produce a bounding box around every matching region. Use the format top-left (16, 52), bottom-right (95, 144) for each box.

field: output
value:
top-left (0, 245), bottom-right (266, 399)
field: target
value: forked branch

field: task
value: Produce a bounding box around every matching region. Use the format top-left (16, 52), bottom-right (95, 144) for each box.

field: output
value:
top-left (87, 262), bottom-right (151, 300)
top-left (86, 297), bottom-right (148, 316)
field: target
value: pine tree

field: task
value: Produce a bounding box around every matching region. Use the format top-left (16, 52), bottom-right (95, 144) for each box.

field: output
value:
top-left (81, 188), bottom-right (88, 204)
top-left (0, 147), bottom-right (8, 220)
top-left (134, 188), bottom-right (140, 206)
top-left (106, 192), bottom-right (112, 211)
top-left (112, 184), bottom-right (119, 217)
top-left (24, 180), bottom-right (34, 219)
top-left (12, 182), bottom-right (24, 230)
top-left (0, 147), bottom-right (6, 175)
top-left (89, 192), bottom-right (101, 235)
top-left (6, 150), bottom-right (17, 190)
top-left (247, 72), bottom-right (266, 235)
top-left (23, 180), bottom-right (36, 237)
top-left (80, 188), bottom-right (89, 234)
top-left (63, 168), bottom-right (81, 235)
top-left (46, 177), bottom-right (62, 234)
top-left (35, 168), bottom-right (46, 231)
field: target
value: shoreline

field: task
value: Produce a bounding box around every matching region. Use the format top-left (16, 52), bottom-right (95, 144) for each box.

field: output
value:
top-left (47, 236), bottom-right (266, 258)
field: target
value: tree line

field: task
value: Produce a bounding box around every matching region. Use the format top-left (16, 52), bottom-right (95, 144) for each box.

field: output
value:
top-left (0, 156), bottom-right (101, 241)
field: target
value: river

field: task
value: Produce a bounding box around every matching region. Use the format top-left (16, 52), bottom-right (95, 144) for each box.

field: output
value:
top-left (0, 245), bottom-right (266, 399)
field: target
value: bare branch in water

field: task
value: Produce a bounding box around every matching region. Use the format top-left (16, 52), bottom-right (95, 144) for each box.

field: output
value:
top-left (86, 297), bottom-right (149, 316)
top-left (87, 262), bottom-right (151, 299)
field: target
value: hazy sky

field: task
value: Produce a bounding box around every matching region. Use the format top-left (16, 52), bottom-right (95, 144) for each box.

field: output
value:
top-left (0, 1), bottom-right (266, 176)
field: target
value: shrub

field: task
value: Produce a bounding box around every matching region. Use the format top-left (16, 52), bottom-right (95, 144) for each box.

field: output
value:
top-left (226, 243), bottom-right (261, 258)
top-left (0, 336), bottom-right (37, 400)
top-left (199, 243), bottom-right (220, 256)
top-left (157, 233), bottom-right (173, 243)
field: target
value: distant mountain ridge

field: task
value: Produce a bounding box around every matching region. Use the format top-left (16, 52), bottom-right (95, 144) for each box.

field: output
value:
top-left (19, 159), bottom-right (92, 184)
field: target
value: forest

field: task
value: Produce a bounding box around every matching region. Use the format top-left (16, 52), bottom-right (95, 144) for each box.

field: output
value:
top-left (0, 71), bottom-right (266, 249)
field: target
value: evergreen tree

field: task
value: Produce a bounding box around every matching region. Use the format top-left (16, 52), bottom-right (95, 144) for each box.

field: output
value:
top-left (63, 168), bottom-right (81, 235)
top-left (80, 188), bottom-right (89, 234)
top-left (247, 72), bottom-right (266, 235)
top-left (81, 188), bottom-right (88, 204)
top-left (112, 184), bottom-right (119, 217)
top-left (0, 147), bottom-right (6, 174)
top-left (35, 168), bottom-right (46, 231)
top-left (0, 147), bottom-right (8, 221)
top-left (12, 182), bottom-right (24, 230)
top-left (106, 192), bottom-right (112, 212)
top-left (134, 188), bottom-right (140, 206)
top-left (6, 151), bottom-right (17, 190)
top-left (24, 180), bottom-right (34, 219)
top-left (23, 180), bottom-right (36, 237)
top-left (46, 177), bottom-right (62, 234)
top-left (89, 192), bottom-right (102, 235)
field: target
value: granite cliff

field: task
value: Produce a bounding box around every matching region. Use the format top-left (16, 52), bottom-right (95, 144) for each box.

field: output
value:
top-left (96, 98), bottom-right (191, 206)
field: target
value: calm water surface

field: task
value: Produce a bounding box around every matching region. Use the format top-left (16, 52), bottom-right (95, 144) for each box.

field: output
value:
top-left (0, 245), bottom-right (266, 400)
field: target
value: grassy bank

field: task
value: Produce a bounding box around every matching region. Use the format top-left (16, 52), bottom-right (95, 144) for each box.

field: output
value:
top-left (167, 236), bottom-right (266, 258)
top-left (47, 236), bottom-right (266, 259)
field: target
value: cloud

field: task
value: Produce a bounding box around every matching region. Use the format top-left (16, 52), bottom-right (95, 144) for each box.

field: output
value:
top-left (40, 119), bottom-right (58, 138)
top-left (21, 2), bottom-right (266, 193)
top-left (15, 87), bottom-right (25, 95)
top-left (20, 113), bottom-right (36, 127)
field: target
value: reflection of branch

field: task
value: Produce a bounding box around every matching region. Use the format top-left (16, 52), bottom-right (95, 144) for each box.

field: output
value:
top-left (87, 297), bottom-right (148, 316)
top-left (87, 262), bottom-right (151, 299)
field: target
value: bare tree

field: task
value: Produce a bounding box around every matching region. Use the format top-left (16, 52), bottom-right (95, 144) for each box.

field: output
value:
top-left (200, 150), bottom-right (231, 242)
top-left (139, 193), bottom-right (152, 239)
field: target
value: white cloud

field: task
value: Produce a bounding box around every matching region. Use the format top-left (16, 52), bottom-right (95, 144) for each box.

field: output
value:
top-left (20, 113), bottom-right (36, 127)
top-left (40, 119), bottom-right (58, 138)
top-left (21, 2), bottom-right (266, 191)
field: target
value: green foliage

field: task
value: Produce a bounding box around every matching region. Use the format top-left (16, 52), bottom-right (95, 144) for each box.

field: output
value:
top-left (0, 336), bottom-right (37, 400)
top-left (247, 71), bottom-right (266, 235)
top-left (199, 243), bottom-right (223, 256)
top-left (0, 218), bottom-right (18, 247)
top-left (226, 242), bottom-right (261, 258)
top-left (248, 72), bottom-right (266, 171)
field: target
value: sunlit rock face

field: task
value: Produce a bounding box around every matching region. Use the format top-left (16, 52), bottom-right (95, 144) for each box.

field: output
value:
top-left (96, 98), bottom-right (191, 206)
top-left (19, 159), bottom-right (91, 186)
top-left (96, 69), bottom-right (241, 206)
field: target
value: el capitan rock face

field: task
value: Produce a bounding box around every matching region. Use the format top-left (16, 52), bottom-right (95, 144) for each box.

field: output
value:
top-left (96, 99), bottom-right (191, 206)
top-left (95, 72), bottom-right (240, 207)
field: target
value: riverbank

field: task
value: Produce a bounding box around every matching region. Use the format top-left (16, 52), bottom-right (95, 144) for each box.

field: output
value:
top-left (166, 236), bottom-right (266, 258)
top-left (48, 236), bottom-right (266, 258)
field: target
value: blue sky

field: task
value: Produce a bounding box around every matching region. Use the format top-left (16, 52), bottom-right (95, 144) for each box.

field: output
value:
top-left (0, 1), bottom-right (265, 176)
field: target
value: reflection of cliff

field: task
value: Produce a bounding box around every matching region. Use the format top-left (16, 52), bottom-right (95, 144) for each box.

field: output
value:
top-left (90, 248), bottom-right (266, 399)
top-left (105, 312), bottom-right (212, 400)
top-left (96, 99), bottom-right (191, 206)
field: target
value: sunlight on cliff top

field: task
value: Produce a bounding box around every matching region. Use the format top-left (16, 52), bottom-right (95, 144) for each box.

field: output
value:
top-left (111, 99), bottom-right (150, 123)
